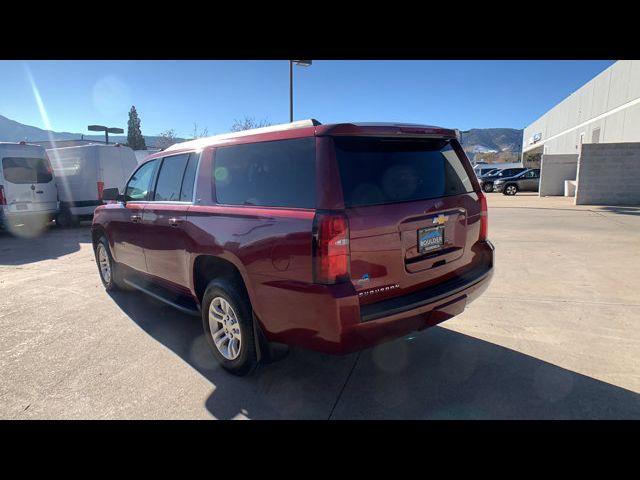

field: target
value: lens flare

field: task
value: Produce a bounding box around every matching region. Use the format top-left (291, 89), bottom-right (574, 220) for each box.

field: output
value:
top-left (11, 63), bottom-right (60, 237)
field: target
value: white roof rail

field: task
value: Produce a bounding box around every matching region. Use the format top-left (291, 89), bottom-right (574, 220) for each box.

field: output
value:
top-left (163, 118), bottom-right (321, 152)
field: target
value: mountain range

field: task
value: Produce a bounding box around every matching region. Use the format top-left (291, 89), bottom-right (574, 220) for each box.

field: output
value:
top-left (0, 114), bottom-right (181, 147)
top-left (460, 128), bottom-right (523, 154)
top-left (0, 114), bottom-right (522, 156)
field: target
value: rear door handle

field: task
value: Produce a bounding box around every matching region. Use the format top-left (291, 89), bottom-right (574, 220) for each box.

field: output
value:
top-left (36, 190), bottom-right (44, 194)
top-left (168, 217), bottom-right (182, 227)
top-left (130, 214), bottom-right (142, 223)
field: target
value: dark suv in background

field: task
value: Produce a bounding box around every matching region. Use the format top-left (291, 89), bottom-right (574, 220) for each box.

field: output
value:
top-left (493, 168), bottom-right (541, 195)
top-left (92, 120), bottom-right (494, 375)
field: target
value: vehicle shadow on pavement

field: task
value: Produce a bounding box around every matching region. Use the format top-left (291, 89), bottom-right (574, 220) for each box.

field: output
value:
top-left (109, 290), bottom-right (640, 419)
top-left (597, 206), bottom-right (640, 216)
top-left (0, 225), bottom-right (90, 265)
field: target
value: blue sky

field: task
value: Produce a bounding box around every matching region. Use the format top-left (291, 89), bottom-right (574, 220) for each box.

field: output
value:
top-left (0, 60), bottom-right (615, 138)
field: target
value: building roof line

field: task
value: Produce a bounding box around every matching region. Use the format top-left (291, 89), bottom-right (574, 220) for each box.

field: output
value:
top-left (523, 61), bottom-right (619, 132)
top-left (522, 93), bottom-right (640, 153)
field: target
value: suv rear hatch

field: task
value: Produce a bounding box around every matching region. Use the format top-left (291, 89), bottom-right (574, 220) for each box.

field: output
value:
top-left (1, 155), bottom-right (57, 215)
top-left (331, 134), bottom-right (485, 308)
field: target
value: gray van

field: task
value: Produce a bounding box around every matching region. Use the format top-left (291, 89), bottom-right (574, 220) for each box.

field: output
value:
top-left (47, 144), bottom-right (138, 226)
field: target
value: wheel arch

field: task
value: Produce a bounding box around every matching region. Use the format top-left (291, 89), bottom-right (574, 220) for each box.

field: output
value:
top-left (91, 225), bottom-right (106, 249)
top-left (193, 253), bottom-right (271, 365)
top-left (192, 254), bottom-right (253, 306)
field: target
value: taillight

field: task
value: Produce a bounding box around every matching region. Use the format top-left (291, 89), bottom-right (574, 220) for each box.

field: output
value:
top-left (312, 212), bottom-right (350, 284)
top-left (97, 181), bottom-right (104, 200)
top-left (0, 185), bottom-right (6, 206)
top-left (478, 191), bottom-right (488, 241)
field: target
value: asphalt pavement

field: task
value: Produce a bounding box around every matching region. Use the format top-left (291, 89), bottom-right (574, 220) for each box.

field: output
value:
top-left (1, 194), bottom-right (639, 419)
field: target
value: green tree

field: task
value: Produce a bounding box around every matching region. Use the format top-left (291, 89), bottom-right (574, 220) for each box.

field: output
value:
top-left (127, 106), bottom-right (147, 150)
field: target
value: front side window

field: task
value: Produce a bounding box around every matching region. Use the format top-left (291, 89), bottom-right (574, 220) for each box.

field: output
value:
top-left (125, 159), bottom-right (158, 201)
top-left (154, 154), bottom-right (190, 201)
top-left (214, 138), bottom-right (316, 208)
top-left (2, 157), bottom-right (53, 184)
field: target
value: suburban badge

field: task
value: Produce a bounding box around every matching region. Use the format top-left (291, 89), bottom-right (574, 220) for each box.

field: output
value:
top-left (358, 283), bottom-right (401, 297)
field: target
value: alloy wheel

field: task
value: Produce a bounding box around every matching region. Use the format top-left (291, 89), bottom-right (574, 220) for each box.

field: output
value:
top-left (97, 244), bottom-right (112, 284)
top-left (208, 297), bottom-right (242, 360)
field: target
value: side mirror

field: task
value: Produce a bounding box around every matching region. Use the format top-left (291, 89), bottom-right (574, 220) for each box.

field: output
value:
top-left (102, 188), bottom-right (121, 202)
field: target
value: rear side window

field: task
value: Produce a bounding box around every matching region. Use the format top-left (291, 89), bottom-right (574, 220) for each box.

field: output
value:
top-left (2, 157), bottom-right (53, 184)
top-left (154, 154), bottom-right (190, 201)
top-left (179, 153), bottom-right (199, 201)
top-left (125, 159), bottom-right (158, 201)
top-left (498, 168), bottom-right (526, 177)
top-left (214, 137), bottom-right (316, 208)
top-left (334, 137), bottom-right (474, 208)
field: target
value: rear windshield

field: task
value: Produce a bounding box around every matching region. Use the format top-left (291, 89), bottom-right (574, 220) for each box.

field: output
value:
top-left (334, 137), bottom-right (474, 208)
top-left (2, 157), bottom-right (53, 184)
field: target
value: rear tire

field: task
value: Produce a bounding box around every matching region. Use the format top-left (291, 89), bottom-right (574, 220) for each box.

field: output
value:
top-left (56, 208), bottom-right (78, 228)
top-left (503, 184), bottom-right (518, 196)
top-left (482, 183), bottom-right (494, 193)
top-left (202, 278), bottom-right (258, 376)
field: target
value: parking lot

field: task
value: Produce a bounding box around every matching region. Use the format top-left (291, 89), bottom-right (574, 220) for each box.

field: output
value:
top-left (1, 193), bottom-right (639, 419)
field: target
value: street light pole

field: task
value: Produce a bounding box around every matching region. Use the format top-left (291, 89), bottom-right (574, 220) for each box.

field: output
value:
top-left (87, 125), bottom-right (124, 145)
top-left (289, 60), bottom-right (312, 123)
top-left (289, 60), bottom-right (293, 123)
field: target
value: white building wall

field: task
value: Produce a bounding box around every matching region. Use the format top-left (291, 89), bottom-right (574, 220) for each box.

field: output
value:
top-left (523, 61), bottom-right (640, 156)
top-left (576, 143), bottom-right (640, 205)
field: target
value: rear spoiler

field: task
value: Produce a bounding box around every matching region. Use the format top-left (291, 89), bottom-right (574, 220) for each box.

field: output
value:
top-left (315, 123), bottom-right (459, 139)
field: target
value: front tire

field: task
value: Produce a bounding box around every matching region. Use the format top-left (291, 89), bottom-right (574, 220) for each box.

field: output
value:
top-left (94, 236), bottom-right (126, 291)
top-left (482, 182), bottom-right (494, 193)
top-left (202, 278), bottom-right (258, 376)
top-left (503, 184), bottom-right (518, 196)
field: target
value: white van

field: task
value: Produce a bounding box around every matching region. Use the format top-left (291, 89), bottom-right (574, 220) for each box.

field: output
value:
top-left (47, 144), bottom-right (138, 226)
top-left (0, 142), bottom-right (59, 230)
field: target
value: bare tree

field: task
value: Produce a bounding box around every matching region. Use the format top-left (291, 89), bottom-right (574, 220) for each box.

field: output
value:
top-left (156, 129), bottom-right (178, 150)
top-left (191, 123), bottom-right (209, 139)
top-left (230, 116), bottom-right (272, 132)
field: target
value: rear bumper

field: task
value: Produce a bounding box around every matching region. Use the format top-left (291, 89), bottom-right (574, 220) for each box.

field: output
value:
top-left (492, 183), bottom-right (505, 192)
top-left (262, 240), bottom-right (495, 354)
top-left (1, 206), bottom-right (58, 225)
top-left (359, 257), bottom-right (492, 322)
top-left (338, 242), bottom-right (494, 353)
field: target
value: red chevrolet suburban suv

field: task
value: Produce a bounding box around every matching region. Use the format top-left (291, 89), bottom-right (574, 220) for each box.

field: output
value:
top-left (93, 119), bottom-right (494, 375)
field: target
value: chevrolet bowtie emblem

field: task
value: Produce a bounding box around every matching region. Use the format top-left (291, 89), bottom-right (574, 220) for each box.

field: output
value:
top-left (432, 214), bottom-right (449, 225)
